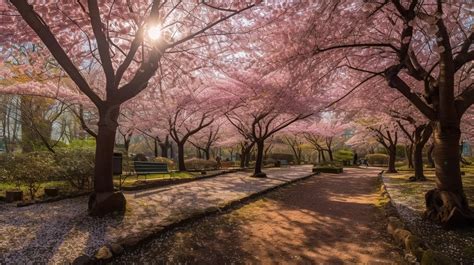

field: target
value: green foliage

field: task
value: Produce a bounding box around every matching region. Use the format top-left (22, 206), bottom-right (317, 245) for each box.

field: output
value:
top-left (396, 145), bottom-right (405, 158)
top-left (153, 156), bottom-right (175, 170)
top-left (3, 152), bottom-right (57, 199)
top-left (334, 149), bottom-right (353, 162)
top-left (269, 153), bottom-right (294, 163)
top-left (0, 154), bottom-right (8, 182)
top-left (366, 153), bottom-right (389, 165)
top-left (54, 148), bottom-right (95, 190)
top-left (184, 158), bottom-right (217, 170)
top-left (67, 139), bottom-right (96, 149)
top-left (263, 158), bottom-right (277, 166)
top-left (395, 161), bottom-right (407, 168)
top-left (313, 166), bottom-right (343, 174)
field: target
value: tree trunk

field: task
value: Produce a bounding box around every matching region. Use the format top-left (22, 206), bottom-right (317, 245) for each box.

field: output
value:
top-left (170, 142), bottom-right (174, 159)
top-left (424, 121), bottom-right (473, 227)
top-left (405, 144), bottom-right (414, 169)
top-left (88, 105), bottom-right (126, 216)
top-left (154, 139), bottom-right (159, 157)
top-left (204, 148), bottom-right (211, 160)
top-left (327, 148), bottom-right (333, 162)
top-left (159, 140), bottom-right (169, 158)
top-left (412, 143), bottom-right (426, 181)
top-left (387, 147), bottom-right (397, 173)
top-left (178, 142), bottom-right (186, 171)
top-left (253, 140), bottom-right (266, 177)
top-left (243, 143), bottom-right (254, 168)
top-left (427, 144), bottom-right (435, 168)
top-left (93, 121), bottom-right (117, 192)
top-left (240, 148), bottom-right (245, 168)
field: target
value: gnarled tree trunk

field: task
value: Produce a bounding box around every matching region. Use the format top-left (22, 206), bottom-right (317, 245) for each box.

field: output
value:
top-left (88, 105), bottom-right (126, 216)
top-left (387, 145), bottom-right (397, 173)
top-left (424, 121), bottom-right (473, 228)
top-left (253, 140), bottom-right (266, 177)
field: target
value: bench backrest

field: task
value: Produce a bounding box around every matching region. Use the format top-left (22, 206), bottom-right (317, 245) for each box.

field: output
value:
top-left (133, 161), bottom-right (168, 174)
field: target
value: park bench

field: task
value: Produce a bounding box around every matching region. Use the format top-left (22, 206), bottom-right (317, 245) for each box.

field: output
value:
top-left (133, 161), bottom-right (168, 175)
top-left (280, 160), bottom-right (289, 167)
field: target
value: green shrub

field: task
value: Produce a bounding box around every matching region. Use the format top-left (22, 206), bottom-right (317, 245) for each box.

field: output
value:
top-left (366, 153), bottom-right (389, 165)
top-left (263, 158), bottom-right (277, 166)
top-left (220, 161), bottom-right (237, 168)
top-left (55, 148), bottom-right (95, 190)
top-left (67, 139), bottom-right (96, 149)
top-left (313, 166), bottom-right (343, 174)
top-left (153, 156), bottom-right (175, 170)
top-left (395, 161), bottom-right (406, 167)
top-left (3, 152), bottom-right (57, 199)
top-left (269, 153), bottom-right (294, 163)
top-left (0, 154), bottom-right (8, 182)
top-left (334, 149), bottom-right (353, 162)
top-left (184, 158), bottom-right (217, 170)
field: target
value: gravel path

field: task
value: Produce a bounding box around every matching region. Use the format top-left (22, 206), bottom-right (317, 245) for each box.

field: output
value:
top-left (115, 167), bottom-right (403, 264)
top-left (0, 166), bottom-right (314, 264)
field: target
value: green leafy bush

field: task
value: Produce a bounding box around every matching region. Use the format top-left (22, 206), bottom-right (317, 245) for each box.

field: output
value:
top-left (334, 149), bottom-right (353, 162)
top-left (269, 153), bottom-right (294, 163)
top-left (67, 139), bottom-right (96, 149)
top-left (313, 166), bottom-right (343, 174)
top-left (366, 153), bottom-right (389, 165)
top-left (55, 148), bottom-right (95, 190)
top-left (3, 152), bottom-right (57, 199)
top-left (263, 158), bottom-right (277, 166)
top-left (153, 156), bottom-right (175, 170)
top-left (0, 154), bottom-right (8, 182)
top-left (184, 158), bottom-right (217, 170)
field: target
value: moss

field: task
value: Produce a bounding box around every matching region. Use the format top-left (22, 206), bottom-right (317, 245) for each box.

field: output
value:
top-left (462, 246), bottom-right (474, 259)
top-left (421, 250), bottom-right (455, 265)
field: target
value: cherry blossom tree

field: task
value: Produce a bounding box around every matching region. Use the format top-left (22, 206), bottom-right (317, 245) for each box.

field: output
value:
top-left (1, 1), bottom-right (256, 215)
top-left (189, 123), bottom-right (221, 160)
top-left (218, 70), bottom-right (314, 177)
top-left (288, 1), bottom-right (474, 227)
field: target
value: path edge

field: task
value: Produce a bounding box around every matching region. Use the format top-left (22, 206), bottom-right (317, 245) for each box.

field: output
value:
top-left (379, 173), bottom-right (456, 265)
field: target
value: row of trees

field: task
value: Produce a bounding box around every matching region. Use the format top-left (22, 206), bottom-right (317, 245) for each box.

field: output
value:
top-left (1, 1), bottom-right (472, 227)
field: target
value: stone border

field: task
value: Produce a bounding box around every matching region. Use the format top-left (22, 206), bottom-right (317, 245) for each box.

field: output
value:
top-left (74, 172), bottom-right (320, 264)
top-left (380, 176), bottom-right (455, 265)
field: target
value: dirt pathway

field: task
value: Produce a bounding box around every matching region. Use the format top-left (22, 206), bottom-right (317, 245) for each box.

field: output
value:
top-left (115, 168), bottom-right (404, 264)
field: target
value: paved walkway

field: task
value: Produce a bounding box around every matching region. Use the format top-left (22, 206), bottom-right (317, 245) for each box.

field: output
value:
top-left (0, 166), bottom-right (313, 264)
top-left (115, 167), bottom-right (403, 264)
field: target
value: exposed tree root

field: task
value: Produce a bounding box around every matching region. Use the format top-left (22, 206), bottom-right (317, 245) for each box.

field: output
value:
top-left (424, 188), bottom-right (474, 229)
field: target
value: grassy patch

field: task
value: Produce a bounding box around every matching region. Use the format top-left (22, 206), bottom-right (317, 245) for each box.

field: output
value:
top-left (113, 171), bottom-right (196, 187)
top-left (384, 168), bottom-right (474, 261)
top-left (0, 180), bottom-right (79, 199)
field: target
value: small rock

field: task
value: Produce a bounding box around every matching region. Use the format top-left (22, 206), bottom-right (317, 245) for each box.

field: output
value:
top-left (387, 216), bottom-right (404, 235)
top-left (72, 255), bottom-right (91, 265)
top-left (393, 228), bottom-right (412, 245)
top-left (404, 234), bottom-right (425, 260)
top-left (109, 243), bottom-right (124, 255)
top-left (95, 246), bottom-right (113, 260)
top-left (404, 252), bottom-right (418, 264)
